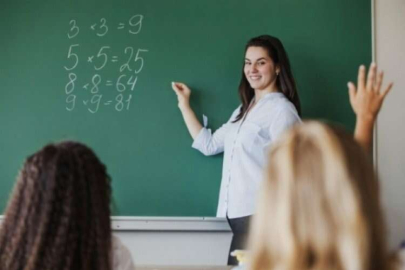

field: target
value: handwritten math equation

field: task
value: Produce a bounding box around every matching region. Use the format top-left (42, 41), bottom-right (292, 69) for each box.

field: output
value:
top-left (63, 15), bottom-right (148, 113)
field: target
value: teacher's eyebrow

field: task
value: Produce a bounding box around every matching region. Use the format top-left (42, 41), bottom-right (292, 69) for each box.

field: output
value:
top-left (245, 57), bottom-right (267, 61)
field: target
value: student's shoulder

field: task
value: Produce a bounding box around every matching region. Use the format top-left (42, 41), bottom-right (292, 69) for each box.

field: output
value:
top-left (112, 236), bottom-right (135, 270)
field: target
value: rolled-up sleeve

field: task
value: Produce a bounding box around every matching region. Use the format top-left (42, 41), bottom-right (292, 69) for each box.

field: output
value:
top-left (192, 108), bottom-right (240, 156)
top-left (192, 123), bottom-right (229, 156)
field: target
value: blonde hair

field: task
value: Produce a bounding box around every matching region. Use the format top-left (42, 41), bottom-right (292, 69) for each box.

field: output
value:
top-left (249, 121), bottom-right (391, 270)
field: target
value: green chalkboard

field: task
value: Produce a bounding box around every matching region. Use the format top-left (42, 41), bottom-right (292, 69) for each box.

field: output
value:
top-left (0, 0), bottom-right (371, 216)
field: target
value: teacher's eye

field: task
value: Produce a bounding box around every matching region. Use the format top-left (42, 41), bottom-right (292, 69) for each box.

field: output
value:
top-left (244, 61), bottom-right (251, 66)
top-left (258, 61), bottom-right (266, 66)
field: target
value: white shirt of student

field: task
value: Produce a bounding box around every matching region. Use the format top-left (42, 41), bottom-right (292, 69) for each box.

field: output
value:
top-left (192, 92), bottom-right (301, 218)
top-left (112, 236), bottom-right (135, 270)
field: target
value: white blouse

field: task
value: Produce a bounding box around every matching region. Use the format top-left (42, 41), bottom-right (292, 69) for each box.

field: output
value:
top-left (192, 92), bottom-right (301, 218)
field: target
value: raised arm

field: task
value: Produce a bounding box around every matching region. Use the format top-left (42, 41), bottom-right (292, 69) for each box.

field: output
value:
top-left (171, 82), bottom-right (203, 139)
top-left (348, 63), bottom-right (393, 152)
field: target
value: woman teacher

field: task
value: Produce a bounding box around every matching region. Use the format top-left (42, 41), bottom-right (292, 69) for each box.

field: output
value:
top-left (171, 35), bottom-right (301, 265)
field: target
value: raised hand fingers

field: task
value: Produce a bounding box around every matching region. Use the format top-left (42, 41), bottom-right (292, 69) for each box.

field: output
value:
top-left (348, 81), bottom-right (356, 97)
top-left (366, 63), bottom-right (377, 91)
top-left (358, 65), bottom-right (366, 91)
top-left (381, 82), bottom-right (393, 99)
top-left (348, 82), bottom-right (357, 107)
top-left (375, 71), bottom-right (384, 93)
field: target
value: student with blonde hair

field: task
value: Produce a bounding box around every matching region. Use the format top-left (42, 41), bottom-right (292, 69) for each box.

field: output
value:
top-left (248, 64), bottom-right (399, 270)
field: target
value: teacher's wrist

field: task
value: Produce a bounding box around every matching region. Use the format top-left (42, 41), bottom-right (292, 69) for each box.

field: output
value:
top-left (179, 103), bottom-right (191, 112)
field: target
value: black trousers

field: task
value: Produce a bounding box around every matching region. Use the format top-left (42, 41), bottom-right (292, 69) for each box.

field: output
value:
top-left (226, 215), bottom-right (252, 265)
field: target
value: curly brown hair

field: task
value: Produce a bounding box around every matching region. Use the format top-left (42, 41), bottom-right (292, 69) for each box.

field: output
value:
top-left (0, 141), bottom-right (112, 270)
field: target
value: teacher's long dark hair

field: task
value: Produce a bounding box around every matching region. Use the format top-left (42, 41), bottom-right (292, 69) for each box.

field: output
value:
top-left (234, 35), bottom-right (301, 122)
top-left (0, 141), bottom-right (112, 270)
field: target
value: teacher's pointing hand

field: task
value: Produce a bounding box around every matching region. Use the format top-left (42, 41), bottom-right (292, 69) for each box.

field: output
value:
top-left (171, 82), bottom-right (191, 110)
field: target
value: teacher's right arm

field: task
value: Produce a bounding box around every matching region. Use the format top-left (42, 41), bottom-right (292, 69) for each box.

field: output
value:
top-left (171, 82), bottom-right (230, 156)
top-left (171, 82), bottom-right (203, 139)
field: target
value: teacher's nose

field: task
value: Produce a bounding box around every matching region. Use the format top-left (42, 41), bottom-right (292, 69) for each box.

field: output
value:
top-left (249, 64), bottom-right (258, 73)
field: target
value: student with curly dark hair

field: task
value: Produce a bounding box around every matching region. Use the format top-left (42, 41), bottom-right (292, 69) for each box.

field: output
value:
top-left (0, 141), bottom-right (135, 270)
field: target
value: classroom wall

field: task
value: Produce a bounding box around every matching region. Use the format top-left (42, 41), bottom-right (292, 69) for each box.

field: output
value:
top-left (375, 0), bottom-right (405, 248)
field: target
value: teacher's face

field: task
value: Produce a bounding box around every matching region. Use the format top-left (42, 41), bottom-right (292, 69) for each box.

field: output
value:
top-left (244, 46), bottom-right (278, 91)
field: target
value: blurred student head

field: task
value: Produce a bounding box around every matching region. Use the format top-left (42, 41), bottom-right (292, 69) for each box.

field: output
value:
top-left (249, 122), bottom-right (392, 270)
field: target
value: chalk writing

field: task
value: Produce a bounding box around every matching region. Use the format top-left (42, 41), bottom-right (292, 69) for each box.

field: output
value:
top-left (64, 15), bottom-right (148, 113)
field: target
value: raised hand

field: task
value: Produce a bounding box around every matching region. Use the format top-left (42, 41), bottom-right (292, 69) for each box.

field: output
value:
top-left (348, 63), bottom-right (393, 152)
top-left (348, 63), bottom-right (393, 122)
